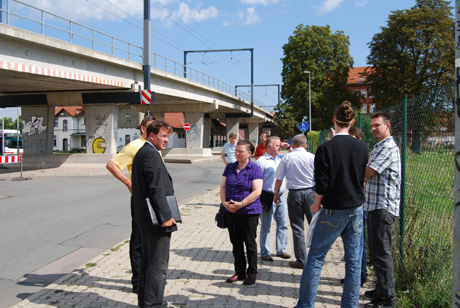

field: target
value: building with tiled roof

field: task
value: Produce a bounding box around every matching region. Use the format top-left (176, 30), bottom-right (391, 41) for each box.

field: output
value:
top-left (347, 66), bottom-right (375, 114)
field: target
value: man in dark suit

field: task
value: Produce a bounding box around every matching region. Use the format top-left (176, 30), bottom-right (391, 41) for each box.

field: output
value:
top-left (132, 120), bottom-right (177, 308)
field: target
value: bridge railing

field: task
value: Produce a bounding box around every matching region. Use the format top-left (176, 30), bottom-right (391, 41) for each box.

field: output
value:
top-left (0, 0), bottom-right (269, 111)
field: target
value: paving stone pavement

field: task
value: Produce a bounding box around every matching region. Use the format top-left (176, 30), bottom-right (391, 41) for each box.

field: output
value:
top-left (9, 188), bottom-right (373, 308)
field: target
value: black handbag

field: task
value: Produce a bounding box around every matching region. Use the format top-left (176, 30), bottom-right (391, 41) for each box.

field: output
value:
top-left (260, 190), bottom-right (275, 211)
top-left (215, 203), bottom-right (227, 228)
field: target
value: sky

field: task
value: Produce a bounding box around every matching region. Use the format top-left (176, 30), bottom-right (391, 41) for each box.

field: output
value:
top-left (1, 0), bottom-right (455, 120)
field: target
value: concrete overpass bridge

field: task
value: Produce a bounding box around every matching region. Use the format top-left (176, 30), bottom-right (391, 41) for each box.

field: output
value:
top-left (0, 4), bottom-right (274, 166)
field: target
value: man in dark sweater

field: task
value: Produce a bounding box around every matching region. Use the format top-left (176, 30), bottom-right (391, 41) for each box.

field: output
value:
top-left (296, 101), bottom-right (369, 308)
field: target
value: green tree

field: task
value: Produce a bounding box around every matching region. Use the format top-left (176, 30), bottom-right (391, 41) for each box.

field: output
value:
top-left (1, 116), bottom-right (22, 131)
top-left (364, 0), bottom-right (454, 153)
top-left (1, 117), bottom-right (14, 129)
top-left (275, 24), bottom-right (360, 138)
top-left (364, 0), bottom-right (454, 107)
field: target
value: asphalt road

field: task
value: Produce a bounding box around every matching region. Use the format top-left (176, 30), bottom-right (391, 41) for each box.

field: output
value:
top-left (0, 162), bottom-right (224, 308)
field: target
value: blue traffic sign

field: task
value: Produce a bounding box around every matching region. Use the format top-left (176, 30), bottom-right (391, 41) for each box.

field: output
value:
top-left (299, 121), bottom-right (309, 132)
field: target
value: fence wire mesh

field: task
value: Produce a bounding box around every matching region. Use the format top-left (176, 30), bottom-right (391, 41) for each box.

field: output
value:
top-left (315, 84), bottom-right (454, 307)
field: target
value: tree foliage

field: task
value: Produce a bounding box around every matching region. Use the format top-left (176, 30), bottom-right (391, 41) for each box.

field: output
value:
top-left (364, 0), bottom-right (454, 108)
top-left (1, 116), bottom-right (22, 130)
top-left (275, 24), bottom-right (359, 138)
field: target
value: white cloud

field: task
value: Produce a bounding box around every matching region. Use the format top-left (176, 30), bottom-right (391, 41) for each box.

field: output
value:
top-left (173, 2), bottom-right (219, 24)
top-left (315, 0), bottom-right (344, 16)
top-left (355, 0), bottom-right (369, 8)
top-left (239, 0), bottom-right (284, 6)
top-left (238, 7), bottom-right (261, 26)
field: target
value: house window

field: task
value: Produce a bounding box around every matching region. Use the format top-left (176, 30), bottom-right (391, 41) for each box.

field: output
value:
top-left (81, 136), bottom-right (86, 147)
top-left (124, 112), bottom-right (130, 123)
top-left (125, 135), bottom-right (131, 145)
top-left (63, 120), bottom-right (68, 132)
top-left (54, 118), bottom-right (58, 127)
top-left (370, 104), bottom-right (376, 113)
top-left (361, 104), bottom-right (367, 114)
top-left (360, 89), bottom-right (367, 98)
top-left (53, 135), bottom-right (57, 146)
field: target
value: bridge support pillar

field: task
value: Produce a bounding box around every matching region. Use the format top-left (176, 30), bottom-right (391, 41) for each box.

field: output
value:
top-left (203, 115), bottom-right (211, 148)
top-left (84, 105), bottom-right (118, 154)
top-left (247, 123), bottom-right (259, 146)
top-left (21, 106), bottom-right (55, 155)
top-left (184, 112), bottom-right (204, 148)
top-left (225, 118), bottom-right (240, 139)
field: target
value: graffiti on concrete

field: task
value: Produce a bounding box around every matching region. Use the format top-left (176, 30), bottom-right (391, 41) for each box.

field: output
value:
top-left (88, 113), bottom-right (109, 154)
top-left (186, 124), bottom-right (201, 142)
top-left (22, 116), bottom-right (47, 136)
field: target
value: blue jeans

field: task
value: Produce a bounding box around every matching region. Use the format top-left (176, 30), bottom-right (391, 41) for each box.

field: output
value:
top-left (361, 210), bottom-right (368, 281)
top-left (296, 206), bottom-right (363, 308)
top-left (260, 194), bottom-right (289, 256)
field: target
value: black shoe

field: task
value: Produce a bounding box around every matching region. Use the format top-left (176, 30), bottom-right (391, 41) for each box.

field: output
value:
top-left (243, 274), bottom-right (257, 285)
top-left (364, 289), bottom-right (377, 299)
top-left (364, 299), bottom-right (396, 308)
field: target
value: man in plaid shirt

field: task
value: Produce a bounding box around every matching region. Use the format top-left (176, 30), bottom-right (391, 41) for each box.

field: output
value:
top-left (363, 113), bottom-right (401, 308)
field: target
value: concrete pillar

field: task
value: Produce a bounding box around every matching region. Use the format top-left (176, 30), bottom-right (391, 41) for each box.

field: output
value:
top-left (21, 106), bottom-right (54, 155)
top-left (84, 105), bottom-right (118, 154)
top-left (248, 123), bottom-right (259, 146)
top-left (184, 112), bottom-right (204, 149)
top-left (226, 118), bottom-right (239, 139)
top-left (203, 115), bottom-right (211, 148)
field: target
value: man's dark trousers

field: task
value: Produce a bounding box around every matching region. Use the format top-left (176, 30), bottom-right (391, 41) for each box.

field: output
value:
top-left (367, 209), bottom-right (397, 305)
top-left (130, 197), bottom-right (142, 290)
top-left (138, 230), bottom-right (171, 308)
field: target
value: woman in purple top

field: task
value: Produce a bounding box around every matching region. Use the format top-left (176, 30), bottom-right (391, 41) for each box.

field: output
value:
top-left (220, 140), bottom-right (263, 286)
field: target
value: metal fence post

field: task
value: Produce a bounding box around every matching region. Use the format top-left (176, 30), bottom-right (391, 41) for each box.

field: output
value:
top-left (400, 95), bottom-right (407, 268)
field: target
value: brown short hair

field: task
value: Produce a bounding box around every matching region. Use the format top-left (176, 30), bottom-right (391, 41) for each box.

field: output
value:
top-left (237, 140), bottom-right (255, 154)
top-left (146, 120), bottom-right (172, 137)
top-left (371, 112), bottom-right (392, 124)
top-left (137, 115), bottom-right (156, 130)
top-left (228, 132), bottom-right (237, 139)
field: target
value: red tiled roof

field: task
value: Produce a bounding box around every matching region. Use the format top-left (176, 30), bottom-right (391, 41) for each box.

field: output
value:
top-left (347, 66), bottom-right (370, 84)
top-left (164, 113), bottom-right (185, 129)
top-left (55, 106), bottom-right (85, 117)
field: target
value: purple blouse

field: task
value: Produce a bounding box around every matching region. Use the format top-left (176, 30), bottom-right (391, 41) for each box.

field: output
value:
top-left (223, 160), bottom-right (263, 215)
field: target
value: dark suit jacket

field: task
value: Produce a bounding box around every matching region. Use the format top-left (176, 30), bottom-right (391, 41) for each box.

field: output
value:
top-left (132, 142), bottom-right (177, 233)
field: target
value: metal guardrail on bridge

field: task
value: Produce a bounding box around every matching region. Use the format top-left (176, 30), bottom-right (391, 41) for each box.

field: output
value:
top-left (0, 0), bottom-right (269, 110)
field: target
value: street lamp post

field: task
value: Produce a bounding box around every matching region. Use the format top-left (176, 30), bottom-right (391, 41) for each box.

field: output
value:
top-left (304, 70), bottom-right (312, 132)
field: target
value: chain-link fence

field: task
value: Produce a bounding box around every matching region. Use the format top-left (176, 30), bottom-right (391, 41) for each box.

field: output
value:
top-left (314, 84), bottom-right (454, 307)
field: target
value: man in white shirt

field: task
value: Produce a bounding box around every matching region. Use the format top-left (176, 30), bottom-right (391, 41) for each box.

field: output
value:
top-left (274, 134), bottom-right (315, 269)
top-left (220, 132), bottom-right (237, 165)
top-left (256, 136), bottom-right (291, 262)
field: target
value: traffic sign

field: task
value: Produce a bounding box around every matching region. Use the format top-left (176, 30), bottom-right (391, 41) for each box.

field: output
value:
top-left (141, 89), bottom-right (152, 105)
top-left (184, 123), bottom-right (191, 131)
top-left (299, 121), bottom-right (309, 132)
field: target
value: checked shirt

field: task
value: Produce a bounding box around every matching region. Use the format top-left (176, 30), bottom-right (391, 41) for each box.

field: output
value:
top-left (364, 136), bottom-right (401, 217)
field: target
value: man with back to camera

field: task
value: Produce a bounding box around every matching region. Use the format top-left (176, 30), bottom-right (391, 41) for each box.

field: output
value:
top-left (273, 134), bottom-right (315, 269)
top-left (363, 113), bottom-right (401, 308)
top-left (106, 115), bottom-right (155, 294)
top-left (255, 136), bottom-right (291, 262)
top-left (220, 132), bottom-right (237, 165)
top-left (132, 120), bottom-right (177, 308)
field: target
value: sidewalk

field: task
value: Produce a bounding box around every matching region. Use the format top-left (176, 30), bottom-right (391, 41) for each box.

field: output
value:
top-left (9, 187), bottom-right (372, 308)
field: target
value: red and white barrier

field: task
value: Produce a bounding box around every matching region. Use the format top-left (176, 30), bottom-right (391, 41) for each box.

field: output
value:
top-left (0, 155), bottom-right (21, 164)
